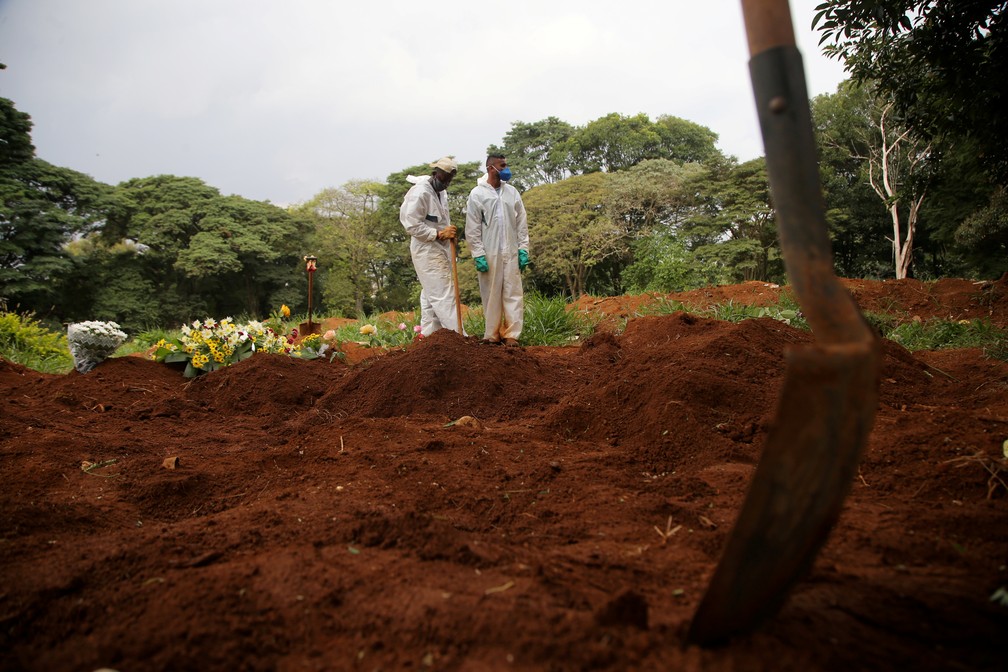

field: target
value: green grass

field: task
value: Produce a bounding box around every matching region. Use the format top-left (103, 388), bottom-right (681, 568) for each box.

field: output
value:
top-left (330, 313), bottom-right (420, 348)
top-left (887, 318), bottom-right (1007, 358)
top-left (634, 295), bottom-right (809, 331)
top-left (521, 292), bottom-right (596, 346)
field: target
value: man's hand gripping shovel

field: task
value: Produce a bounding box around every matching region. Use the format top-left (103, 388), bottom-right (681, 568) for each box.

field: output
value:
top-left (687, 0), bottom-right (881, 645)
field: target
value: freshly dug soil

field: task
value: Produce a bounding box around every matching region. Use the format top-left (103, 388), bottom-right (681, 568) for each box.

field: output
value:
top-left (2, 278), bottom-right (1007, 671)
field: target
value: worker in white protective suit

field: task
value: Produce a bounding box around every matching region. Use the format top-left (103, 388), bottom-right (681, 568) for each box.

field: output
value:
top-left (399, 156), bottom-right (466, 336)
top-left (465, 154), bottom-right (530, 346)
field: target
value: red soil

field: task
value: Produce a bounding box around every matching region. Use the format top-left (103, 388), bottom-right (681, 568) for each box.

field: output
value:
top-left (2, 278), bottom-right (1007, 671)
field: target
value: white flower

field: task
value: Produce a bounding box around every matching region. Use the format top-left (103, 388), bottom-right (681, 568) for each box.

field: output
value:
top-left (67, 321), bottom-right (128, 373)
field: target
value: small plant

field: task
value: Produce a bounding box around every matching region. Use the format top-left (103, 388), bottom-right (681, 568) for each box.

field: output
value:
top-left (706, 300), bottom-right (761, 323)
top-left (0, 310), bottom-right (74, 373)
top-left (67, 321), bottom-right (128, 373)
top-left (521, 292), bottom-right (593, 346)
top-left (653, 516), bottom-right (682, 546)
top-left (637, 296), bottom-right (687, 317)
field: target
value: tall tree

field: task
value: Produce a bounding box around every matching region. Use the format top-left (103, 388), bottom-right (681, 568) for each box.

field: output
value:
top-left (813, 81), bottom-right (932, 279)
top-left (115, 175), bottom-right (307, 322)
top-left (487, 117), bottom-right (578, 191)
top-left (811, 87), bottom-right (892, 278)
top-left (2, 147), bottom-right (114, 315)
top-left (522, 172), bottom-right (626, 298)
top-left (298, 181), bottom-right (386, 316)
top-left (606, 159), bottom-right (707, 235)
top-left (685, 158), bottom-right (782, 283)
top-left (565, 113), bottom-right (662, 173)
top-left (814, 0), bottom-right (1008, 182)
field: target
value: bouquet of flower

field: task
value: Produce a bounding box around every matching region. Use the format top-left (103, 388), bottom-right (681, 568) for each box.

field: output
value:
top-left (67, 320), bottom-right (128, 373)
top-left (151, 315), bottom-right (294, 377)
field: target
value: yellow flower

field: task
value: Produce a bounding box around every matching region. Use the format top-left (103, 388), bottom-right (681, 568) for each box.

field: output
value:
top-left (359, 324), bottom-right (377, 336)
top-left (281, 304), bottom-right (291, 318)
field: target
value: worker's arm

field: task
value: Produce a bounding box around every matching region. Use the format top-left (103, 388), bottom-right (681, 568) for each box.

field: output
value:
top-left (464, 191), bottom-right (486, 259)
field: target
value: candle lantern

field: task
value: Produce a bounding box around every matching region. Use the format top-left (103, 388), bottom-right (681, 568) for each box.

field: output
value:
top-left (300, 255), bottom-right (321, 335)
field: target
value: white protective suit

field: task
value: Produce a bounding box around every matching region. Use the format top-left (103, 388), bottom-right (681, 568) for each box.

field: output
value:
top-left (400, 175), bottom-right (465, 336)
top-left (465, 175), bottom-right (529, 341)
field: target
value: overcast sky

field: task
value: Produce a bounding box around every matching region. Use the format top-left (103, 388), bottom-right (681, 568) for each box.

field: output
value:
top-left (0, 0), bottom-right (848, 206)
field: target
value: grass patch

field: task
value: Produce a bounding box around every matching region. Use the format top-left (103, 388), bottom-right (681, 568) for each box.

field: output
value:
top-left (887, 318), bottom-right (1007, 358)
top-left (0, 311), bottom-right (74, 374)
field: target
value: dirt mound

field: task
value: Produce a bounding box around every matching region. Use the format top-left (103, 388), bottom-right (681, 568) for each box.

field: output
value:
top-left (574, 276), bottom-right (1008, 328)
top-left (313, 329), bottom-right (573, 422)
top-left (2, 282), bottom-right (1007, 671)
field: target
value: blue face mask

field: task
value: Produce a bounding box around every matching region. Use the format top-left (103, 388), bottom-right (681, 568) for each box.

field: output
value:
top-left (497, 166), bottom-right (512, 182)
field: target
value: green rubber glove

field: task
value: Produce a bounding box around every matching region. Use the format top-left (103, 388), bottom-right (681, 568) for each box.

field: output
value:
top-left (518, 249), bottom-right (529, 271)
top-left (474, 255), bottom-right (489, 273)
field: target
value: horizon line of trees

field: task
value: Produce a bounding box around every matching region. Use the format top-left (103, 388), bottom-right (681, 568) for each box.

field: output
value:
top-left (4, 2), bottom-right (1007, 334)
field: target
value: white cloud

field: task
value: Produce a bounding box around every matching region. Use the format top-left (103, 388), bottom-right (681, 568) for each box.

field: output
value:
top-left (0, 0), bottom-right (848, 206)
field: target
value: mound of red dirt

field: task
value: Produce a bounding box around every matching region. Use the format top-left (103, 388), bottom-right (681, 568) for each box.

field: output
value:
top-left (2, 280), bottom-right (1007, 671)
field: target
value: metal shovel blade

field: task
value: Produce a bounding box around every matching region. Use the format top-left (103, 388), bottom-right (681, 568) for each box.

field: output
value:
top-left (687, 0), bottom-right (881, 645)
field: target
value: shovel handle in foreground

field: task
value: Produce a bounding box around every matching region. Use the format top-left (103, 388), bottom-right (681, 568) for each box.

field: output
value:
top-left (686, 0), bottom-right (880, 645)
top-left (450, 238), bottom-right (464, 335)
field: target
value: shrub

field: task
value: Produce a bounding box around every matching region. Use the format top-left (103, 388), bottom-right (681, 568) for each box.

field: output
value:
top-left (0, 311), bottom-right (74, 373)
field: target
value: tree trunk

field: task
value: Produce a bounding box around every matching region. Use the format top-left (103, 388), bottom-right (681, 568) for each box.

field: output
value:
top-left (894, 192), bottom-right (925, 280)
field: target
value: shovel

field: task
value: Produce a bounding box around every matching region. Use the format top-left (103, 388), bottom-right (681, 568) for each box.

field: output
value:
top-left (450, 237), bottom-right (464, 335)
top-left (686, 0), bottom-right (881, 645)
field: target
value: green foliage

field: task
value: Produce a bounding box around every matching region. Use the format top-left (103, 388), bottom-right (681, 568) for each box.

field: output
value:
top-left (487, 117), bottom-right (578, 190)
top-left (814, 0), bottom-right (1008, 182)
top-left (115, 175), bottom-right (310, 322)
top-left (564, 113), bottom-right (721, 174)
top-left (1, 155), bottom-right (116, 312)
top-left (521, 292), bottom-right (594, 346)
top-left (623, 232), bottom-right (722, 292)
top-left (953, 186), bottom-right (1008, 279)
top-left (634, 294), bottom-right (809, 331)
top-left (0, 310), bottom-right (73, 373)
top-left (887, 318), bottom-right (1008, 357)
top-left (522, 172), bottom-right (626, 298)
top-left (328, 314), bottom-right (420, 348)
top-left (1, 95), bottom-right (35, 166)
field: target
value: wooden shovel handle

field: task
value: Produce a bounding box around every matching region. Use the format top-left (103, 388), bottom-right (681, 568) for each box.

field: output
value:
top-left (741, 0), bottom-right (796, 55)
top-left (450, 238), bottom-right (463, 335)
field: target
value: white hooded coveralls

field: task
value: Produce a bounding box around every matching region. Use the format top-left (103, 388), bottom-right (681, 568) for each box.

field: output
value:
top-left (465, 176), bottom-right (529, 341)
top-left (400, 176), bottom-right (464, 336)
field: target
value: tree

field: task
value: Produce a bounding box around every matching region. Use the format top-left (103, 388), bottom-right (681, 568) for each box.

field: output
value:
top-left (298, 181), bottom-right (387, 316)
top-left (953, 185), bottom-right (1008, 278)
top-left (566, 113), bottom-right (663, 174)
top-left (813, 81), bottom-right (932, 279)
top-left (653, 115), bottom-right (722, 164)
top-left (607, 159), bottom-right (716, 292)
top-left (1, 155), bottom-right (114, 314)
top-left (685, 158), bottom-right (782, 283)
top-left (1, 92), bottom-right (35, 166)
top-left (606, 159), bottom-right (707, 235)
top-left (487, 117), bottom-right (578, 191)
top-left (814, 0), bottom-right (1008, 182)
top-left (563, 113), bottom-right (721, 175)
top-left (522, 172), bottom-right (626, 298)
top-left (811, 87), bottom-right (892, 278)
top-left (114, 175), bottom-right (308, 322)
